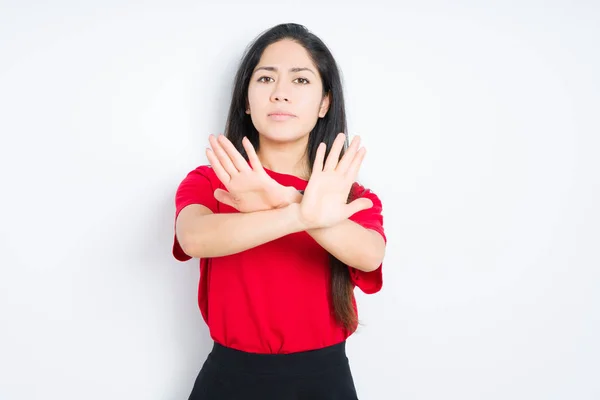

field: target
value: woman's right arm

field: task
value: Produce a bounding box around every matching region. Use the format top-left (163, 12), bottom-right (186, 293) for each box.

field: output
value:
top-left (175, 203), bottom-right (306, 258)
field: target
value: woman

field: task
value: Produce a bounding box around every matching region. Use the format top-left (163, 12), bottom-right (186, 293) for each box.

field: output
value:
top-left (173, 23), bottom-right (386, 399)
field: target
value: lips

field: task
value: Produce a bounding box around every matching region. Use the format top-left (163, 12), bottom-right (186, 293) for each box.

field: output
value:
top-left (268, 112), bottom-right (296, 117)
top-left (268, 112), bottom-right (296, 121)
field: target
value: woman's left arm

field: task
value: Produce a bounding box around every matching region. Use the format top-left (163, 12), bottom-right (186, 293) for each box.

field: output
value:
top-left (307, 221), bottom-right (385, 272)
top-left (286, 189), bottom-right (385, 272)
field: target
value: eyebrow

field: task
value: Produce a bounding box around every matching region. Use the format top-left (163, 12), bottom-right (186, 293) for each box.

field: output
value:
top-left (253, 66), bottom-right (317, 76)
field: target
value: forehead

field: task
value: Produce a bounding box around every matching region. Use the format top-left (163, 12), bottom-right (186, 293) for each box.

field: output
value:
top-left (257, 39), bottom-right (317, 70)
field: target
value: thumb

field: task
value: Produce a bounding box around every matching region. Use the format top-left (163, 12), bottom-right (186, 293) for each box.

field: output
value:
top-left (344, 198), bottom-right (373, 218)
top-left (214, 188), bottom-right (236, 208)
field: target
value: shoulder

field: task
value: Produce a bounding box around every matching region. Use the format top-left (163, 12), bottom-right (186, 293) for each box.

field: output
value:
top-left (175, 165), bottom-right (222, 198)
top-left (185, 164), bottom-right (218, 179)
top-left (351, 182), bottom-right (383, 210)
top-left (175, 165), bottom-right (221, 213)
top-left (179, 165), bottom-right (221, 186)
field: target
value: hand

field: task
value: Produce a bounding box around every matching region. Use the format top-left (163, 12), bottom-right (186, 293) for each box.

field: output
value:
top-left (297, 133), bottom-right (373, 230)
top-left (206, 134), bottom-right (298, 212)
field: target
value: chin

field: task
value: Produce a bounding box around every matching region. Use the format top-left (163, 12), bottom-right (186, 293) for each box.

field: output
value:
top-left (259, 126), bottom-right (308, 143)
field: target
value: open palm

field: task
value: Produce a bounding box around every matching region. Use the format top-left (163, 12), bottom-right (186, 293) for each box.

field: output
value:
top-left (206, 134), bottom-right (293, 212)
top-left (299, 133), bottom-right (373, 230)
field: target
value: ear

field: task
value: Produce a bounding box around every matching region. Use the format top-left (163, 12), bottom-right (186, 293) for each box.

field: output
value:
top-left (318, 92), bottom-right (331, 118)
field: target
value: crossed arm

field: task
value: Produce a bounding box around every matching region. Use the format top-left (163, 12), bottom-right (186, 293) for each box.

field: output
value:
top-left (176, 201), bottom-right (385, 272)
top-left (177, 133), bottom-right (385, 272)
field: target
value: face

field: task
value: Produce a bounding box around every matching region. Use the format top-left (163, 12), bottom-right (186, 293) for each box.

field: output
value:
top-left (246, 39), bottom-right (330, 143)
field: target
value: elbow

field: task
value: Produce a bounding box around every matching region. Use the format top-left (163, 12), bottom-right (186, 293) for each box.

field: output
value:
top-left (361, 234), bottom-right (385, 272)
top-left (175, 206), bottom-right (215, 259)
top-left (179, 240), bottom-right (196, 259)
top-left (362, 242), bottom-right (386, 272)
top-left (364, 256), bottom-right (383, 272)
top-left (352, 251), bottom-right (384, 272)
top-left (177, 232), bottom-right (205, 259)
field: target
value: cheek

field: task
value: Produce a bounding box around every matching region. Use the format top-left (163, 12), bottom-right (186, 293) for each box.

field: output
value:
top-left (246, 89), bottom-right (258, 108)
top-left (297, 92), bottom-right (325, 117)
top-left (247, 85), bottom-right (267, 107)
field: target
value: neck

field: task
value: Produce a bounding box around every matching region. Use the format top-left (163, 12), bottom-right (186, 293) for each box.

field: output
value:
top-left (256, 134), bottom-right (310, 180)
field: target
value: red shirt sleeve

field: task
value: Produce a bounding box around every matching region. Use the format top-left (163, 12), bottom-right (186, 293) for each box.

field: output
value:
top-left (172, 166), bottom-right (219, 261)
top-left (347, 183), bottom-right (386, 294)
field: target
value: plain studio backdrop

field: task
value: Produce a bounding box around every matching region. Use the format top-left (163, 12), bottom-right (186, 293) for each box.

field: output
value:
top-left (1, 1), bottom-right (598, 399)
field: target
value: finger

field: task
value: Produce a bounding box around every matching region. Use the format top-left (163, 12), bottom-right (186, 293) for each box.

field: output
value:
top-left (218, 135), bottom-right (251, 172)
top-left (242, 137), bottom-right (265, 173)
top-left (206, 147), bottom-right (230, 184)
top-left (323, 133), bottom-right (346, 171)
top-left (344, 197), bottom-right (373, 217)
top-left (209, 135), bottom-right (239, 176)
top-left (346, 147), bottom-right (367, 181)
top-left (214, 188), bottom-right (237, 208)
top-left (336, 135), bottom-right (361, 173)
top-left (312, 142), bottom-right (326, 172)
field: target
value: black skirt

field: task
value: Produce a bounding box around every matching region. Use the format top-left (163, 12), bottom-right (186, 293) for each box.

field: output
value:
top-left (187, 340), bottom-right (359, 400)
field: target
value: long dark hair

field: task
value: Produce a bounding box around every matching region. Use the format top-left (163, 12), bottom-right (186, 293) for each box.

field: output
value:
top-left (224, 23), bottom-right (358, 333)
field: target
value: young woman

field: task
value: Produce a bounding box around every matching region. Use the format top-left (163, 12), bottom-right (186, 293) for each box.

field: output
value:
top-left (173, 23), bottom-right (386, 400)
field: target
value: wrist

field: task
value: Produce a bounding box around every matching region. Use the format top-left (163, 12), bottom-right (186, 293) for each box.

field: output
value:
top-left (287, 202), bottom-right (329, 232)
top-left (284, 202), bottom-right (311, 232)
top-left (283, 186), bottom-right (303, 206)
top-left (268, 185), bottom-right (297, 209)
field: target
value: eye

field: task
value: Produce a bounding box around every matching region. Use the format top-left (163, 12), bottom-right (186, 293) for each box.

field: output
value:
top-left (294, 77), bottom-right (310, 85)
top-left (257, 76), bottom-right (274, 83)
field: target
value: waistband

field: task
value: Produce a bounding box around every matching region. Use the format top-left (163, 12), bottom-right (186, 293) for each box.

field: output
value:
top-left (206, 341), bottom-right (348, 375)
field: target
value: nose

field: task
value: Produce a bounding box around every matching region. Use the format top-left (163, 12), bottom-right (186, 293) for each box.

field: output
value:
top-left (270, 81), bottom-right (290, 103)
top-left (272, 95), bottom-right (289, 102)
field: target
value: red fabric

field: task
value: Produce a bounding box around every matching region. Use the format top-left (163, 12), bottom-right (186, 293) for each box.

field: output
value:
top-left (172, 165), bottom-right (386, 354)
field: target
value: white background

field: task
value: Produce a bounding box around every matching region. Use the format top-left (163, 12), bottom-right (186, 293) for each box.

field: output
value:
top-left (1, 1), bottom-right (598, 399)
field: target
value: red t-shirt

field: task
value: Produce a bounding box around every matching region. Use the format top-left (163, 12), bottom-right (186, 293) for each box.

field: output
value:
top-left (172, 165), bottom-right (386, 354)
